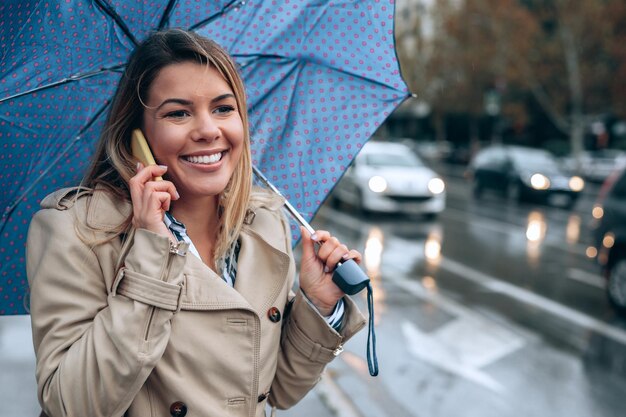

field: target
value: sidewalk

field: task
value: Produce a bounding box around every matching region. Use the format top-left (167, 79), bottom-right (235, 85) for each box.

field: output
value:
top-left (276, 377), bottom-right (338, 417)
top-left (278, 370), bottom-right (361, 417)
top-left (0, 315), bottom-right (39, 417)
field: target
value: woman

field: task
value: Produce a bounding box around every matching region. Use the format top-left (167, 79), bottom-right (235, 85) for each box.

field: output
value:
top-left (27, 29), bottom-right (365, 417)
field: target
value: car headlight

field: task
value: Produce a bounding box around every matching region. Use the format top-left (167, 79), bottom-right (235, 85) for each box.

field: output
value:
top-left (568, 176), bottom-right (585, 192)
top-left (592, 205), bottom-right (604, 219)
top-left (428, 177), bottom-right (445, 194)
top-left (530, 173), bottom-right (550, 190)
top-left (368, 175), bottom-right (387, 193)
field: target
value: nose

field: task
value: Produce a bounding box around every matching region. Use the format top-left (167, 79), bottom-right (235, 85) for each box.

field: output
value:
top-left (191, 112), bottom-right (220, 142)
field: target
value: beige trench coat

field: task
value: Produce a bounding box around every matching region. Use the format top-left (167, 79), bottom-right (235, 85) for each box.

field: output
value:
top-left (27, 187), bottom-right (366, 417)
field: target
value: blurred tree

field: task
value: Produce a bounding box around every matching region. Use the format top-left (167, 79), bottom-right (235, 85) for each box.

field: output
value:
top-left (522, 0), bottom-right (611, 157)
top-left (396, 1), bottom-right (424, 95)
top-left (407, 0), bottom-right (626, 156)
top-left (606, 0), bottom-right (626, 119)
top-left (423, 0), bottom-right (537, 145)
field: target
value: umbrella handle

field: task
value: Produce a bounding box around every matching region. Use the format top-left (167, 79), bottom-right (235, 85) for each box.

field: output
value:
top-left (252, 165), bottom-right (378, 376)
top-left (332, 258), bottom-right (369, 295)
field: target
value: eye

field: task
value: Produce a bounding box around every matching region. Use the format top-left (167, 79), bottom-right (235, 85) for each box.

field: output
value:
top-left (214, 105), bottom-right (235, 115)
top-left (164, 110), bottom-right (190, 119)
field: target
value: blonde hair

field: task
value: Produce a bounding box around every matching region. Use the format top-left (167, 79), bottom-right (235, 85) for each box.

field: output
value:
top-left (82, 29), bottom-right (252, 264)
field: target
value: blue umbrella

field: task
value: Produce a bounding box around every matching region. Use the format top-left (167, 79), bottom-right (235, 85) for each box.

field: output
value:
top-left (0, 0), bottom-right (409, 315)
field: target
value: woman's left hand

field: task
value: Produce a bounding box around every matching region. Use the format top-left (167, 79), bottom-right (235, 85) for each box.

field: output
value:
top-left (299, 227), bottom-right (362, 316)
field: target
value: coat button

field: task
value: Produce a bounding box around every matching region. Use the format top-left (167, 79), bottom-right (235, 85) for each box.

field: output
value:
top-left (170, 401), bottom-right (187, 417)
top-left (267, 307), bottom-right (281, 323)
top-left (257, 393), bottom-right (268, 402)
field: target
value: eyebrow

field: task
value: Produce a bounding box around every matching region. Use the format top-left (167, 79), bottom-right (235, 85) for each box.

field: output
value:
top-left (156, 94), bottom-right (236, 110)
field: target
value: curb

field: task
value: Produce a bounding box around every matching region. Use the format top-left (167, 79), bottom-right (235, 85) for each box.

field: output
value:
top-left (316, 371), bottom-right (363, 417)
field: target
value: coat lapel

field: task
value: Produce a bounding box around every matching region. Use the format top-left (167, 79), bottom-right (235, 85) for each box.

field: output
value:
top-left (180, 254), bottom-right (253, 311)
top-left (235, 192), bottom-right (294, 316)
top-left (85, 186), bottom-right (131, 230)
top-left (234, 230), bottom-right (291, 316)
top-left (178, 228), bottom-right (291, 315)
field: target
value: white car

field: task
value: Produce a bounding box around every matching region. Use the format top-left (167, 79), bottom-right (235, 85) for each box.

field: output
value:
top-left (331, 141), bottom-right (446, 217)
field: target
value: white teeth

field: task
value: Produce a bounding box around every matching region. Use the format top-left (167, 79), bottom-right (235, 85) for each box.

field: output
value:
top-left (186, 153), bottom-right (222, 164)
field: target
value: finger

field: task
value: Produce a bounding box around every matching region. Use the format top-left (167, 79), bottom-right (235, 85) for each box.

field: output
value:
top-left (156, 191), bottom-right (172, 212)
top-left (137, 182), bottom-right (175, 214)
top-left (142, 179), bottom-right (180, 201)
top-left (133, 164), bottom-right (168, 183)
top-left (300, 226), bottom-right (318, 262)
top-left (132, 190), bottom-right (171, 230)
top-left (141, 164), bottom-right (168, 180)
top-left (325, 244), bottom-right (350, 271)
top-left (143, 190), bottom-right (172, 216)
top-left (342, 249), bottom-right (362, 265)
top-left (316, 235), bottom-right (341, 261)
top-left (310, 229), bottom-right (331, 243)
top-left (129, 178), bottom-right (143, 212)
top-left (129, 165), bottom-right (167, 202)
top-left (129, 163), bottom-right (147, 202)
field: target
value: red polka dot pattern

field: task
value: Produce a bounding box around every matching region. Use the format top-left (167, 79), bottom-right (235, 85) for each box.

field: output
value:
top-left (0, 0), bottom-right (408, 314)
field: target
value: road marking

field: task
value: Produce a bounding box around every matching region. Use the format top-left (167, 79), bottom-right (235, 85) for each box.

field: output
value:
top-left (440, 257), bottom-right (626, 345)
top-left (567, 268), bottom-right (605, 289)
top-left (390, 277), bottom-right (525, 393)
top-left (402, 321), bottom-right (507, 393)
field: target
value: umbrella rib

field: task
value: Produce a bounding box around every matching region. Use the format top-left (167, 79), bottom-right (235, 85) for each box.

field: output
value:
top-left (0, 64), bottom-right (125, 104)
top-left (188, 0), bottom-right (246, 31)
top-left (93, 0), bottom-right (138, 46)
top-left (157, 0), bottom-right (179, 29)
top-left (0, 101), bottom-right (111, 233)
top-left (235, 53), bottom-right (409, 94)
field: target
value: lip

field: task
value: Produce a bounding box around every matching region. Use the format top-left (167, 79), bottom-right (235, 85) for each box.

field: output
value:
top-left (182, 149), bottom-right (228, 158)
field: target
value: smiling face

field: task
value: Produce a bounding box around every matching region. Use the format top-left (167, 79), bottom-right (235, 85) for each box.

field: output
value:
top-left (142, 61), bottom-right (245, 202)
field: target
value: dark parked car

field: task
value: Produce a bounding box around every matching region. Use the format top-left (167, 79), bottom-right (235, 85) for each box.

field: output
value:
top-left (467, 145), bottom-right (585, 208)
top-left (591, 166), bottom-right (626, 312)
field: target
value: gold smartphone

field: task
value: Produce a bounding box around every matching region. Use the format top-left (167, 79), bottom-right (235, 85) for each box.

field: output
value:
top-left (131, 129), bottom-right (162, 181)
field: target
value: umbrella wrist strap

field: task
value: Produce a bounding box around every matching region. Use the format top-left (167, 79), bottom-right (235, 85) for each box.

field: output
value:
top-left (366, 282), bottom-right (378, 376)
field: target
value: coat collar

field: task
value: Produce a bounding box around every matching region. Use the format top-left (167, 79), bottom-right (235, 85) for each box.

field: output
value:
top-left (86, 186), bottom-right (132, 230)
top-left (39, 186), bottom-right (131, 231)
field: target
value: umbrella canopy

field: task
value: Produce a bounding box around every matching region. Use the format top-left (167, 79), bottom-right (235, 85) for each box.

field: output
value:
top-left (0, 0), bottom-right (409, 314)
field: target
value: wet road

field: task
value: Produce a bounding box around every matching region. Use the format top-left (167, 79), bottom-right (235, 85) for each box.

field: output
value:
top-left (307, 163), bottom-right (626, 417)
top-left (2, 163), bottom-right (626, 416)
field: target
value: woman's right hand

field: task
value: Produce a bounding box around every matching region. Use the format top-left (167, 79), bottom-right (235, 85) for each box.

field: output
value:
top-left (129, 163), bottom-right (179, 238)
